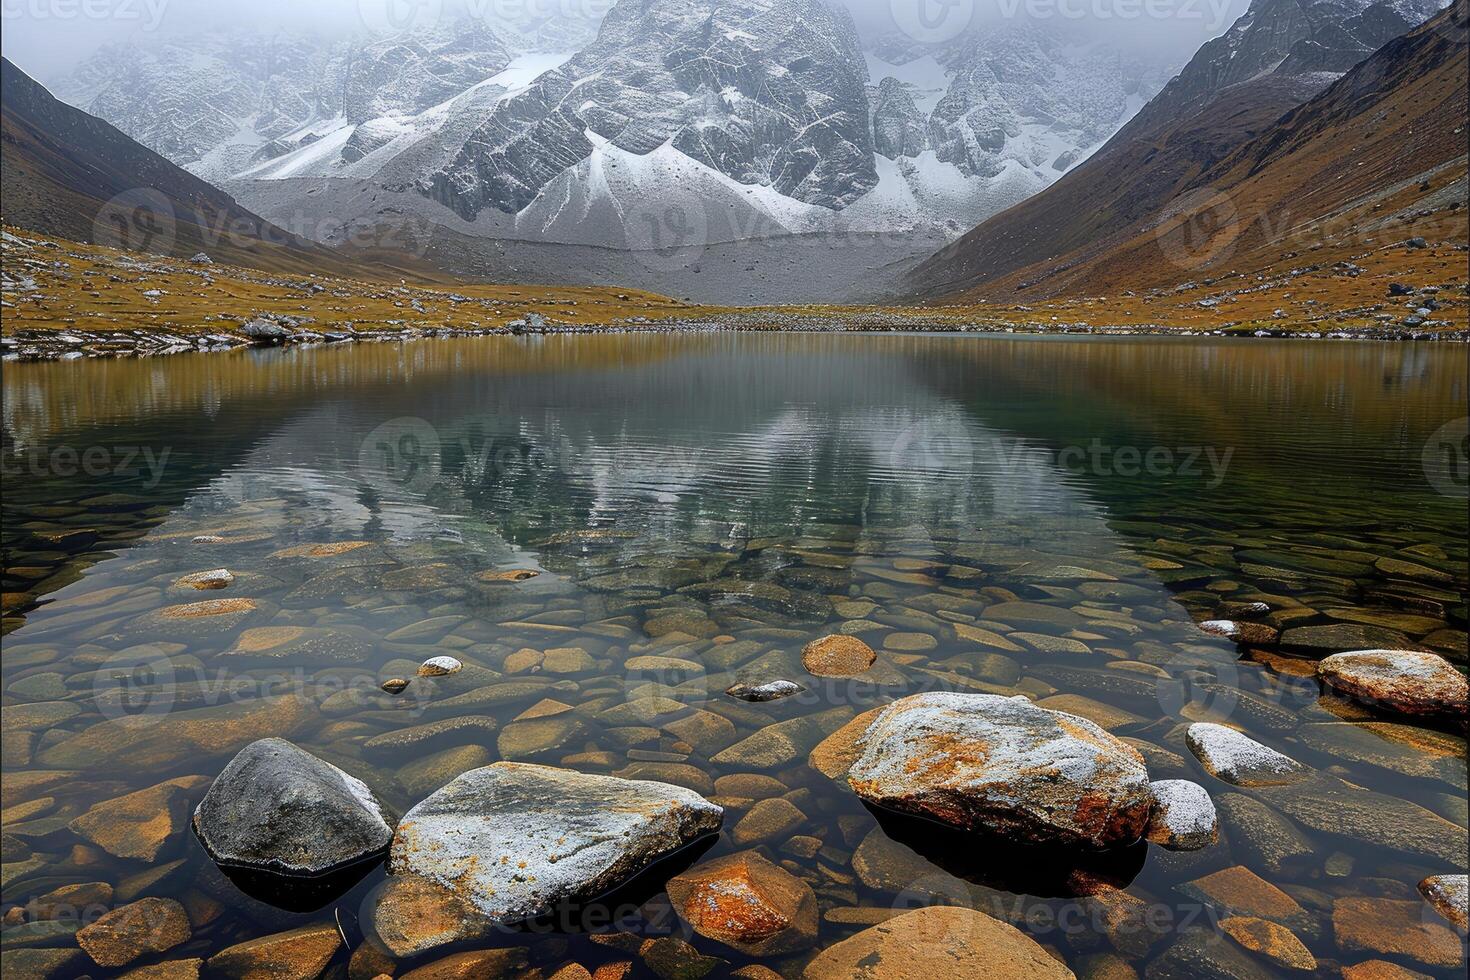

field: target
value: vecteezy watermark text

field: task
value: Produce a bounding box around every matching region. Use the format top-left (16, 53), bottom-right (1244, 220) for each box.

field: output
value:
top-left (3, 445), bottom-right (171, 488)
top-left (1, 0), bottom-right (169, 29)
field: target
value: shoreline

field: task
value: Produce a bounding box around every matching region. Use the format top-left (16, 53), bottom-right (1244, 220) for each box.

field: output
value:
top-left (5, 316), bottom-right (1467, 362)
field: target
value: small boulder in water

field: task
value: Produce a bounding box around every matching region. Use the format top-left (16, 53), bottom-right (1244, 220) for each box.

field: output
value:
top-left (417, 656), bottom-right (462, 677)
top-left (847, 692), bottom-right (1153, 849)
top-left (726, 679), bottom-right (805, 702)
top-left (1145, 779), bottom-right (1219, 850)
top-left (193, 738), bottom-right (393, 877)
top-left (1419, 874), bottom-right (1468, 932)
top-left (1317, 649), bottom-right (1468, 718)
top-left (380, 678), bottom-right (410, 695)
top-left (1185, 723), bottom-right (1308, 786)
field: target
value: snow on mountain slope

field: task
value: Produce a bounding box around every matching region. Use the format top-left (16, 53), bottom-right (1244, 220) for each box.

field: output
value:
top-left (60, 2), bottom-right (1176, 257)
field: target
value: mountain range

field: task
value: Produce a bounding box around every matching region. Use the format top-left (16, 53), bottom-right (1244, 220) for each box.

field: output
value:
top-left (49, 3), bottom-right (1176, 300)
top-left (6, 0), bottom-right (1460, 305)
top-left (910, 0), bottom-right (1461, 300)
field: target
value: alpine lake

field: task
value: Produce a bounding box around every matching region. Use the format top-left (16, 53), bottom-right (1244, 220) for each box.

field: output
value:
top-left (2, 332), bottom-right (1466, 979)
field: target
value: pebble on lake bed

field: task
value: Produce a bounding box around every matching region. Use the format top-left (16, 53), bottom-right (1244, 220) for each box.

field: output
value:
top-left (417, 656), bottom-right (463, 677)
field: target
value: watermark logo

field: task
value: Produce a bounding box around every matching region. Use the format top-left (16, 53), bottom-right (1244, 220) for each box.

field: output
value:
top-left (93, 645), bottom-right (177, 723)
top-left (626, 196), bottom-right (711, 275)
top-left (890, 417), bottom-right (975, 473)
top-left (1, 0), bottom-right (170, 30)
top-left (92, 189), bottom-right (176, 257)
top-left (359, 417), bottom-right (443, 494)
top-left (1422, 416), bottom-right (1469, 498)
top-left (357, 0), bottom-right (443, 36)
top-left (1154, 187), bottom-right (1241, 272)
top-left (891, 0), bottom-right (976, 44)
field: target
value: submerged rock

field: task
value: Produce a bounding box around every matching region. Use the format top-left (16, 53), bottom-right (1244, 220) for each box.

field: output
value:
top-left (1145, 780), bottom-right (1218, 851)
top-left (847, 693), bottom-right (1152, 849)
top-left (75, 898), bottom-right (190, 968)
top-left (1184, 724), bottom-right (1308, 786)
top-left (387, 763), bottom-right (722, 941)
top-left (206, 924), bottom-right (340, 980)
top-left (801, 906), bottom-right (1074, 979)
top-left (666, 850), bottom-right (817, 955)
top-left (801, 635), bottom-right (876, 677)
top-left (193, 738), bottom-right (393, 877)
top-left (1317, 649), bottom-right (1468, 718)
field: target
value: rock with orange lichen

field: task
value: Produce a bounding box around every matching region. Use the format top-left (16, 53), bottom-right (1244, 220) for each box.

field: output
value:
top-left (269, 541), bottom-right (371, 559)
top-left (122, 597), bottom-right (261, 637)
top-left (802, 906), bottom-right (1074, 979)
top-left (847, 693), bottom-right (1152, 849)
top-left (666, 850), bottom-right (818, 955)
top-left (802, 635), bottom-right (876, 677)
top-left (386, 763), bottom-right (722, 947)
top-left (1318, 650), bottom-right (1469, 718)
top-left (1220, 916), bottom-right (1316, 972)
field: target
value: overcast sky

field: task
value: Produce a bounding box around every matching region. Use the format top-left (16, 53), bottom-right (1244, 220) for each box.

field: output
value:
top-left (2, 0), bottom-right (1254, 86)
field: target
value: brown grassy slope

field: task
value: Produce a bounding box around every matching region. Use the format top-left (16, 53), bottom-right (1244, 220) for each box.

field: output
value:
top-left (0, 57), bottom-right (426, 280)
top-left (912, 0), bottom-right (1469, 304)
top-left (0, 228), bottom-right (691, 337)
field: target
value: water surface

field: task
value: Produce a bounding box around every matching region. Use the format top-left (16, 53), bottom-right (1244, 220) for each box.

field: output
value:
top-left (3, 334), bottom-right (1466, 977)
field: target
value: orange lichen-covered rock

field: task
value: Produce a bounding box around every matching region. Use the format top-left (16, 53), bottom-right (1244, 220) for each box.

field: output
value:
top-left (1318, 650), bottom-right (1468, 718)
top-left (847, 693), bottom-right (1152, 849)
top-left (666, 850), bottom-right (818, 955)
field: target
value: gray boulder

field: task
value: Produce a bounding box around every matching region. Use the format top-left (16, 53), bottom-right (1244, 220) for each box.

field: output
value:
top-left (193, 738), bottom-right (394, 876)
top-left (388, 763), bottom-right (722, 931)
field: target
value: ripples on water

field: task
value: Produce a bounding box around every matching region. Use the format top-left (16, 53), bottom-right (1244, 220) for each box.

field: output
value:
top-left (2, 334), bottom-right (1466, 977)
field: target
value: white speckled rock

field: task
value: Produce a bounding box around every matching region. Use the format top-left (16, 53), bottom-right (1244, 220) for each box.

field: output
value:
top-left (1419, 874), bottom-right (1468, 932)
top-left (1145, 779), bottom-right (1219, 850)
top-left (1185, 724), bottom-right (1309, 787)
top-left (847, 693), bottom-right (1152, 849)
top-left (416, 656), bottom-right (462, 677)
top-left (1318, 649), bottom-right (1468, 718)
top-left (389, 763), bottom-right (723, 933)
top-left (194, 738), bottom-right (393, 876)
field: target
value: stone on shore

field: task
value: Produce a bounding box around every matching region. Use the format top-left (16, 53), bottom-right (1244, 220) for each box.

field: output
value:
top-left (801, 906), bottom-right (1074, 979)
top-left (1184, 724), bottom-right (1308, 786)
top-left (387, 764), bottom-right (722, 945)
top-left (1318, 650), bottom-right (1468, 718)
top-left (193, 738), bottom-right (393, 877)
top-left (847, 693), bottom-right (1152, 849)
top-left (1144, 780), bottom-right (1218, 851)
top-left (802, 635), bottom-right (876, 677)
top-left (666, 851), bottom-right (818, 955)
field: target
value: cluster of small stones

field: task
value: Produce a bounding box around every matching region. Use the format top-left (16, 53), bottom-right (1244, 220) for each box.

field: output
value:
top-left (1, 488), bottom-right (1465, 978)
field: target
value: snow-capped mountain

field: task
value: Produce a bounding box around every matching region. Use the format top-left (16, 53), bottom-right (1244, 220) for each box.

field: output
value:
top-left (57, 2), bottom-right (1174, 265)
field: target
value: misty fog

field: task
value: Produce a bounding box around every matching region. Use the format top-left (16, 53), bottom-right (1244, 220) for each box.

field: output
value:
top-left (3, 0), bottom-right (1253, 86)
